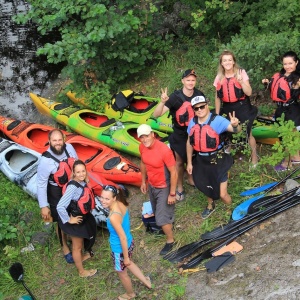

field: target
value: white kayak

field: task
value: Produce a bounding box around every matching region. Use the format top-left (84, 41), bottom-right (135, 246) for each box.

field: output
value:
top-left (0, 137), bottom-right (108, 227)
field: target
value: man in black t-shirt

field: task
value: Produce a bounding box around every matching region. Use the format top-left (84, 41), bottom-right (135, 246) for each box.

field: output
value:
top-left (153, 69), bottom-right (205, 201)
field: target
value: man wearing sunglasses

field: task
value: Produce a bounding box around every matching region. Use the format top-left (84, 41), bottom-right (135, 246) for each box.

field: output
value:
top-left (153, 69), bottom-right (205, 202)
top-left (186, 96), bottom-right (241, 219)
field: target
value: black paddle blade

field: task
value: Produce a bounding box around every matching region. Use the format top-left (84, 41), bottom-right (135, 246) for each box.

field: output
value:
top-left (163, 241), bottom-right (202, 263)
top-left (9, 262), bottom-right (24, 282)
top-left (204, 252), bottom-right (235, 273)
top-left (181, 248), bottom-right (213, 270)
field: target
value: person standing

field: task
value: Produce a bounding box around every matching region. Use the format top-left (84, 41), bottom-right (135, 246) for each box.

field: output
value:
top-left (57, 160), bottom-right (97, 277)
top-left (186, 96), bottom-right (241, 219)
top-left (262, 50), bottom-right (300, 171)
top-left (153, 69), bottom-right (205, 201)
top-left (214, 50), bottom-right (258, 168)
top-left (100, 185), bottom-right (152, 300)
top-left (37, 129), bottom-right (78, 263)
top-left (138, 124), bottom-right (178, 255)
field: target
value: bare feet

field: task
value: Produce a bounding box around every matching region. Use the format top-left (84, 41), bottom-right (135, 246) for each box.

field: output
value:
top-left (145, 276), bottom-right (152, 289)
top-left (82, 252), bottom-right (92, 262)
top-left (79, 269), bottom-right (97, 278)
top-left (118, 293), bottom-right (136, 300)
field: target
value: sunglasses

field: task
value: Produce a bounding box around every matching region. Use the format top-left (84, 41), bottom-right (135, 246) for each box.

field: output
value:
top-left (193, 104), bottom-right (207, 111)
top-left (103, 185), bottom-right (118, 195)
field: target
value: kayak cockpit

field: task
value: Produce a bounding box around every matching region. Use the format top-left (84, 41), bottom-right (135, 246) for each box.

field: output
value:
top-left (80, 113), bottom-right (116, 128)
top-left (5, 150), bottom-right (38, 172)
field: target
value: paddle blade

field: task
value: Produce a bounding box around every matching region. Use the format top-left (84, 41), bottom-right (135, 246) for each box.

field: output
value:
top-left (240, 182), bottom-right (276, 197)
top-left (232, 194), bottom-right (263, 221)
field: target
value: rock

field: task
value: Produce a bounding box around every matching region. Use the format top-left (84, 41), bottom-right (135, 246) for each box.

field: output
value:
top-left (283, 179), bottom-right (300, 193)
top-left (31, 231), bottom-right (51, 246)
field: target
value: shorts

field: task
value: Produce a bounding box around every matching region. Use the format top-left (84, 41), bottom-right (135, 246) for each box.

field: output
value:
top-left (111, 240), bottom-right (134, 272)
top-left (149, 185), bottom-right (175, 227)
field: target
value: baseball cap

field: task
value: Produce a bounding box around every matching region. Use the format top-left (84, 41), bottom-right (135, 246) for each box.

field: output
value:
top-left (191, 96), bottom-right (207, 107)
top-left (137, 124), bottom-right (152, 138)
top-left (182, 69), bottom-right (197, 79)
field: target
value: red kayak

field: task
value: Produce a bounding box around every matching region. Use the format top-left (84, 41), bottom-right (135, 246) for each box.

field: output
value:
top-left (0, 116), bottom-right (142, 187)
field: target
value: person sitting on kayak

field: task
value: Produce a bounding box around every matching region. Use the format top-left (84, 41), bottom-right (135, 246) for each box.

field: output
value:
top-left (153, 69), bottom-right (205, 202)
top-left (57, 160), bottom-right (97, 278)
top-left (262, 50), bottom-right (300, 171)
top-left (186, 96), bottom-right (241, 219)
top-left (37, 129), bottom-right (78, 263)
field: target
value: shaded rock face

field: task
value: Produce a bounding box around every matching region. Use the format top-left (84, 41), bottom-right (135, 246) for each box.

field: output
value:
top-left (0, 0), bottom-right (64, 121)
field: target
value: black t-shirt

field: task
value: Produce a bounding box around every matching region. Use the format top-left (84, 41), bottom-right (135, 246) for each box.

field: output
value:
top-left (165, 88), bottom-right (205, 134)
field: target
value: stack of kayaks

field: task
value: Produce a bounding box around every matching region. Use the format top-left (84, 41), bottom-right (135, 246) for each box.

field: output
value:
top-left (0, 116), bottom-right (142, 187)
top-left (0, 137), bottom-right (111, 226)
top-left (67, 90), bottom-right (279, 145)
top-left (66, 90), bottom-right (173, 133)
top-left (29, 93), bottom-right (169, 157)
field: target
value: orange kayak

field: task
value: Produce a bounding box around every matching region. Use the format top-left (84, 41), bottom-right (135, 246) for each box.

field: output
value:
top-left (0, 116), bottom-right (142, 187)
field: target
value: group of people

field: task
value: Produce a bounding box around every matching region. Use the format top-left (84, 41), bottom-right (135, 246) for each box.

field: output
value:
top-left (36, 49), bottom-right (300, 299)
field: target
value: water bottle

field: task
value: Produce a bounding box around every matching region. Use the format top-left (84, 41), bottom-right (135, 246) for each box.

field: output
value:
top-left (116, 121), bottom-right (125, 129)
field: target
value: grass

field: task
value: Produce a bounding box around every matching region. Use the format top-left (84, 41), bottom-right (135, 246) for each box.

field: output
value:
top-left (0, 45), bottom-right (292, 299)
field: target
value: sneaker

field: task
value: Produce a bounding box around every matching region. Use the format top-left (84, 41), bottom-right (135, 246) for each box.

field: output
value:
top-left (159, 242), bottom-right (175, 256)
top-left (201, 203), bottom-right (215, 219)
top-left (175, 190), bottom-right (185, 202)
top-left (274, 163), bottom-right (289, 172)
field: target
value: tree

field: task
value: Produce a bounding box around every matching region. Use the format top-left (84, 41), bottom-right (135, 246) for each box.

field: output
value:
top-left (14, 0), bottom-right (173, 90)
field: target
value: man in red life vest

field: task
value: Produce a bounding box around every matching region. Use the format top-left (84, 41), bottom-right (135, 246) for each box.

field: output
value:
top-left (153, 69), bottom-right (205, 202)
top-left (37, 129), bottom-right (78, 263)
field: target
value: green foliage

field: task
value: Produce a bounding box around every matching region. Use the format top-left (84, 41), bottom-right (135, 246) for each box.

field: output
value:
top-left (261, 115), bottom-right (300, 166)
top-left (258, 104), bottom-right (275, 117)
top-left (14, 0), bottom-right (173, 91)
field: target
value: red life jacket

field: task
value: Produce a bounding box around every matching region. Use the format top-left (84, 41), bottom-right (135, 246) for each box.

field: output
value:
top-left (216, 75), bottom-right (246, 102)
top-left (42, 149), bottom-right (76, 187)
top-left (270, 73), bottom-right (292, 103)
top-left (175, 91), bottom-right (194, 127)
top-left (189, 114), bottom-right (220, 153)
top-left (63, 180), bottom-right (95, 216)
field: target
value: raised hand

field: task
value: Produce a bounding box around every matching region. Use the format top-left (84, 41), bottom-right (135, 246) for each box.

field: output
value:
top-left (161, 87), bottom-right (169, 104)
top-left (228, 111), bottom-right (239, 127)
top-left (237, 69), bottom-right (243, 83)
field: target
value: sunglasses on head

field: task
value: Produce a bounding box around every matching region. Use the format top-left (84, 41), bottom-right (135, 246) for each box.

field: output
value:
top-left (103, 185), bottom-right (118, 195)
top-left (193, 104), bottom-right (207, 111)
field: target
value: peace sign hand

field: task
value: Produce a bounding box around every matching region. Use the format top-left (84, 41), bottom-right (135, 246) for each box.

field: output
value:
top-left (161, 87), bottom-right (169, 104)
top-left (237, 69), bottom-right (243, 83)
top-left (229, 111), bottom-right (239, 127)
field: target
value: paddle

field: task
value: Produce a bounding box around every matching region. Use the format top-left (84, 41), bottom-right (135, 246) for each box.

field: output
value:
top-left (172, 189), bottom-right (300, 264)
top-left (202, 188), bottom-right (299, 240)
top-left (182, 195), bottom-right (300, 269)
top-left (233, 166), bottom-right (300, 221)
top-left (240, 174), bottom-right (300, 197)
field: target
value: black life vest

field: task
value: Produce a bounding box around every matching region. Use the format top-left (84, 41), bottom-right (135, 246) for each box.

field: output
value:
top-left (189, 113), bottom-right (221, 153)
top-left (175, 90), bottom-right (194, 127)
top-left (270, 73), bottom-right (292, 103)
top-left (42, 148), bottom-right (76, 187)
top-left (63, 180), bottom-right (95, 216)
top-left (216, 74), bottom-right (246, 102)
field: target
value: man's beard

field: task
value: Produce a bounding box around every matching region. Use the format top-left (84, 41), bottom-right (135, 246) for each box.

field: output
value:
top-left (50, 143), bottom-right (65, 155)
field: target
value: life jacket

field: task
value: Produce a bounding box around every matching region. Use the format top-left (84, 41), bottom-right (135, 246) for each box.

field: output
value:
top-left (175, 90), bottom-right (194, 127)
top-left (189, 113), bottom-right (221, 153)
top-left (270, 73), bottom-right (292, 103)
top-left (63, 180), bottom-right (95, 216)
top-left (42, 148), bottom-right (76, 187)
top-left (216, 75), bottom-right (246, 102)
top-left (110, 90), bottom-right (135, 112)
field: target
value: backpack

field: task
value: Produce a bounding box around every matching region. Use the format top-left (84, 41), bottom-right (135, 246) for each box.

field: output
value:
top-left (63, 180), bottom-right (95, 216)
top-left (111, 90), bottom-right (135, 112)
top-left (42, 149), bottom-right (76, 187)
top-left (189, 114), bottom-right (220, 152)
top-left (175, 90), bottom-right (194, 127)
top-left (270, 73), bottom-right (291, 102)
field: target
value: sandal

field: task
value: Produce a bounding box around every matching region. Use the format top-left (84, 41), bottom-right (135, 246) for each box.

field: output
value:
top-left (176, 190), bottom-right (185, 202)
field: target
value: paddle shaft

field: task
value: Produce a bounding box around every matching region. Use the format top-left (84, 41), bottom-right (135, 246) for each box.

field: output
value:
top-left (182, 196), bottom-right (300, 269)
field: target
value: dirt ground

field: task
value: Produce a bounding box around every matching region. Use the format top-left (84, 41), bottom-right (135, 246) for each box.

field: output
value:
top-left (2, 81), bottom-right (300, 300)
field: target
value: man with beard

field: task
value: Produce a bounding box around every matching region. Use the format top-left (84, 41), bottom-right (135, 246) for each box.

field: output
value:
top-left (37, 129), bottom-right (78, 263)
